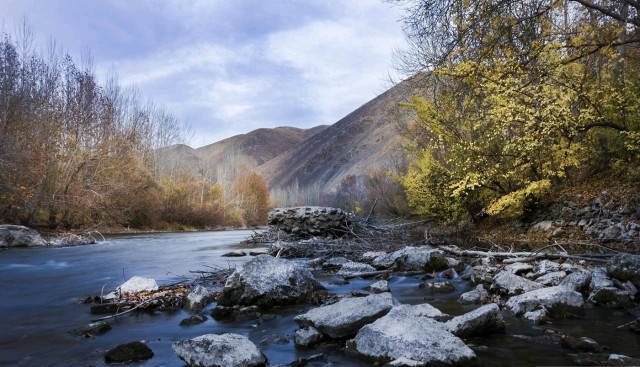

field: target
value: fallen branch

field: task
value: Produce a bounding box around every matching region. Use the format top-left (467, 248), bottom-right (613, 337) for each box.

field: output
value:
top-left (616, 317), bottom-right (640, 329)
top-left (439, 245), bottom-right (612, 263)
top-left (92, 301), bottom-right (148, 322)
top-left (343, 270), bottom-right (390, 279)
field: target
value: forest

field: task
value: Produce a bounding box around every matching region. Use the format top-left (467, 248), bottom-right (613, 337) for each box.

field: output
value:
top-left (0, 24), bottom-right (269, 230)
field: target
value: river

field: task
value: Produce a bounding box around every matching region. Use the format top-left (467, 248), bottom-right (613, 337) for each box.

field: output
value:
top-left (0, 231), bottom-right (638, 366)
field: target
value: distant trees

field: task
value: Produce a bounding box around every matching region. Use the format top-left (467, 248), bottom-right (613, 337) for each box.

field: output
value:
top-left (0, 26), bottom-right (270, 230)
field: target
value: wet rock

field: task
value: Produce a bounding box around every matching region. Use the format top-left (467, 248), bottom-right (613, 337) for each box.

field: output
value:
top-left (346, 305), bottom-right (476, 366)
top-left (607, 253), bottom-right (640, 287)
top-left (458, 284), bottom-right (490, 305)
top-left (69, 321), bottom-right (111, 336)
top-left (628, 320), bottom-right (640, 334)
top-left (0, 224), bottom-right (46, 247)
top-left (545, 329), bottom-right (603, 352)
top-left (184, 285), bottom-right (215, 312)
top-left (294, 326), bottom-right (324, 348)
top-left (420, 281), bottom-right (455, 293)
top-left (445, 303), bottom-right (505, 338)
top-left (217, 255), bottom-right (323, 308)
top-left (222, 250), bottom-right (246, 257)
top-left (172, 333), bottom-right (267, 367)
top-left (559, 269), bottom-right (592, 292)
top-left (249, 248), bottom-right (269, 256)
top-left (573, 353), bottom-right (640, 366)
top-left (294, 292), bottom-right (395, 339)
top-left (367, 280), bottom-right (389, 294)
top-left (372, 246), bottom-right (446, 271)
top-left (523, 308), bottom-right (548, 324)
top-left (408, 302), bottom-right (450, 321)
top-left (589, 287), bottom-right (633, 307)
top-left (321, 257), bottom-right (349, 269)
top-left (336, 261), bottom-right (376, 276)
top-left (267, 207), bottom-right (351, 237)
top-left (105, 341), bottom-right (153, 363)
top-left (461, 264), bottom-right (497, 285)
top-left (180, 315), bottom-right (207, 327)
top-left (536, 271), bottom-right (567, 286)
top-left (491, 271), bottom-right (544, 295)
top-left (505, 286), bottom-right (584, 319)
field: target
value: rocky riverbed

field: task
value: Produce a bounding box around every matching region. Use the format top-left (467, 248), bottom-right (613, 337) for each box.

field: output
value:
top-left (67, 207), bottom-right (640, 367)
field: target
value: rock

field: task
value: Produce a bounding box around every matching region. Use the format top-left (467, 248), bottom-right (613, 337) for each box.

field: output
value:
top-left (222, 250), bottom-right (246, 257)
top-left (523, 308), bottom-right (548, 324)
top-left (336, 261), bottom-right (376, 276)
top-left (461, 264), bottom-right (497, 285)
top-left (491, 271), bottom-right (544, 295)
top-left (530, 220), bottom-right (554, 232)
top-left (420, 281), bottom-right (455, 293)
top-left (118, 276), bottom-right (159, 294)
top-left (105, 341), bottom-right (153, 363)
top-left (361, 251), bottom-right (386, 263)
top-left (532, 260), bottom-right (562, 278)
top-left (249, 248), bottom-right (269, 256)
top-left (294, 292), bottom-right (395, 338)
top-left (505, 286), bottom-right (584, 318)
top-left (346, 305), bottom-right (476, 366)
top-left (372, 246), bottom-right (446, 271)
top-left (172, 333), bottom-right (267, 367)
top-left (559, 269), bottom-right (592, 292)
top-left (69, 321), bottom-right (111, 336)
top-left (458, 284), bottom-right (490, 305)
top-left (90, 303), bottom-right (121, 315)
top-left (536, 271), bottom-right (567, 286)
top-left (217, 255), bottom-right (323, 308)
top-left (589, 287), bottom-right (633, 307)
top-left (504, 262), bottom-right (534, 275)
top-left (180, 315), bottom-right (208, 327)
top-left (607, 253), bottom-right (640, 287)
top-left (294, 326), bottom-right (324, 348)
top-left (0, 224), bottom-right (46, 247)
top-left (184, 285), bottom-right (215, 312)
top-left (590, 268), bottom-right (615, 291)
top-left (408, 302), bottom-right (450, 321)
top-left (562, 336), bottom-right (603, 352)
top-left (322, 257), bottom-right (349, 269)
top-left (368, 280), bottom-right (390, 294)
top-left (445, 303), bottom-right (505, 338)
top-left (267, 207), bottom-right (351, 237)
top-left (573, 353), bottom-right (640, 366)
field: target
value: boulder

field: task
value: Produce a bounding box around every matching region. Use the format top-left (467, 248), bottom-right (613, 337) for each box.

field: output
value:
top-left (368, 280), bottom-right (390, 294)
top-left (590, 268), bottom-right (614, 291)
top-left (294, 326), bottom-right (323, 348)
top-left (607, 253), bottom-right (640, 287)
top-left (172, 334), bottom-right (267, 367)
top-left (505, 286), bottom-right (584, 318)
top-left (267, 207), bottom-right (351, 237)
top-left (372, 246), bottom-right (446, 271)
top-left (346, 305), bottom-right (476, 366)
top-left (294, 292), bottom-right (395, 339)
top-left (321, 257), bottom-right (349, 269)
top-left (504, 262), bottom-right (534, 275)
top-left (445, 303), bottom-right (505, 338)
top-left (458, 284), bottom-right (490, 305)
top-left (118, 276), bottom-right (158, 294)
top-left (491, 271), bottom-right (544, 295)
top-left (336, 261), bottom-right (376, 276)
top-left (531, 260), bottom-right (562, 278)
top-left (536, 271), bottom-right (567, 286)
top-left (217, 255), bottom-right (323, 308)
top-left (69, 321), bottom-right (111, 336)
top-left (0, 224), bottom-right (46, 247)
top-left (105, 341), bottom-right (153, 363)
top-left (184, 285), bottom-right (215, 312)
top-left (589, 287), bottom-right (633, 307)
top-left (559, 269), bottom-right (592, 292)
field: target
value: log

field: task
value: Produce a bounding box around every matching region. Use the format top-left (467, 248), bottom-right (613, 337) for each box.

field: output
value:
top-left (343, 270), bottom-right (390, 279)
top-left (439, 245), bottom-right (610, 263)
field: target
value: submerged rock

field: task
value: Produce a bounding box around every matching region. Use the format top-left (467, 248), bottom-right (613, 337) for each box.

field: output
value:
top-left (491, 271), bottom-right (543, 295)
top-left (0, 224), bottom-right (46, 247)
top-left (179, 315), bottom-right (208, 327)
top-left (572, 353), bottom-right (640, 366)
top-left (105, 341), bottom-right (153, 363)
top-left (294, 292), bottom-right (395, 339)
top-left (172, 333), bottom-right (267, 367)
top-left (217, 255), bottom-right (323, 308)
top-left (346, 305), bottom-right (476, 366)
top-left (505, 286), bottom-right (584, 319)
top-left (69, 321), bottom-right (111, 336)
top-left (445, 303), bottom-right (505, 338)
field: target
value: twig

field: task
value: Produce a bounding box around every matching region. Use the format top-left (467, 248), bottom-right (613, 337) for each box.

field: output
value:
top-left (365, 198), bottom-right (379, 223)
top-left (616, 317), bottom-right (640, 329)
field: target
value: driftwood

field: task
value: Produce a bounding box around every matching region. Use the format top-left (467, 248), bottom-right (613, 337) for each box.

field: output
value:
top-left (439, 245), bottom-right (612, 263)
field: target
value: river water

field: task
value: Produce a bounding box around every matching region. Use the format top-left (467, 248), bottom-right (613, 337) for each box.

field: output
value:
top-left (0, 231), bottom-right (638, 366)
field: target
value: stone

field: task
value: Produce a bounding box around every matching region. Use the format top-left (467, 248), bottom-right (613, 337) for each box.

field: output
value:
top-left (180, 315), bottom-right (208, 327)
top-left (217, 255), bottom-right (323, 308)
top-left (589, 287), bottom-right (633, 307)
top-left (505, 286), bottom-right (584, 318)
top-left (491, 271), bottom-right (544, 295)
top-left (322, 257), bottom-right (349, 269)
top-left (458, 284), bottom-right (490, 305)
top-left (372, 246), bottom-right (446, 271)
top-left (461, 265), bottom-right (496, 285)
top-left (172, 333), bottom-right (267, 367)
top-left (590, 268), bottom-right (615, 292)
top-left (118, 276), bottom-right (158, 294)
top-left (504, 262), bottom-right (534, 275)
top-left (294, 326), bottom-right (324, 348)
top-left (222, 250), bottom-right (246, 257)
top-left (294, 292), bottom-right (395, 339)
top-left (559, 269), bottom-right (592, 292)
top-left (572, 353), bottom-right (640, 366)
top-left (445, 303), bottom-right (505, 338)
top-left (346, 305), bottom-right (476, 366)
top-left (530, 220), bottom-right (554, 232)
top-left (532, 260), bottom-right (562, 278)
top-left (267, 207), bottom-right (351, 237)
top-left (69, 321), bottom-right (111, 336)
top-left (105, 341), bottom-right (153, 363)
top-left (607, 253), bottom-right (640, 287)
top-left (361, 251), bottom-right (386, 262)
top-left (535, 271), bottom-right (567, 286)
top-left (561, 336), bottom-right (603, 352)
top-left (184, 285), bottom-right (215, 312)
top-left (0, 224), bottom-right (46, 247)
top-left (421, 281), bottom-right (455, 293)
top-left (523, 308), bottom-right (548, 324)
top-left (368, 280), bottom-right (390, 294)
top-left (336, 261), bottom-right (376, 276)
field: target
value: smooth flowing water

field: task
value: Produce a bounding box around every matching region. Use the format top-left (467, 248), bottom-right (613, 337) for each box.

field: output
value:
top-left (0, 231), bottom-right (638, 366)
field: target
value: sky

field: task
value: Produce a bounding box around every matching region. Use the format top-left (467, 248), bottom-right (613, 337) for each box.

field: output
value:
top-left (1, 0), bottom-right (408, 148)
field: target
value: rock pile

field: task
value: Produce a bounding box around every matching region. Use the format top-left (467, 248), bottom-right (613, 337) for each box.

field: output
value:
top-left (0, 224), bottom-right (46, 247)
top-left (267, 207), bottom-right (352, 237)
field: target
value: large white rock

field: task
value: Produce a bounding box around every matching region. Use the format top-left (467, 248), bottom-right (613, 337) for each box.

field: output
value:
top-left (184, 285), bottom-right (215, 312)
top-left (347, 305), bottom-right (476, 366)
top-left (217, 255), bottom-right (323, 307)
top-left (445, 303), bottom-right (505, 337)
top-left (118, 276), bottom-right (158, 294)
top-left (372, 246), bottom-right (446, 271)
top-left (294, 292), bottom-right (395, 338)
top-left (172, 333), bottom-right (267, 367)
top-left (491, 271), bottom-right (543, 295)
top-left (505, 286), bottom-right (584, 317)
